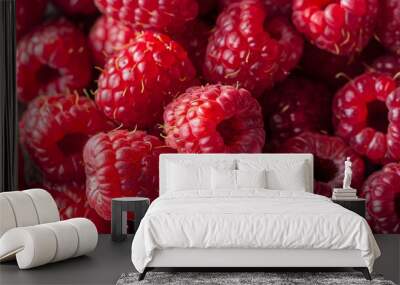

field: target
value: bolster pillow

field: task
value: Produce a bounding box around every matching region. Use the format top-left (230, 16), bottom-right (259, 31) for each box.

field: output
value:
top-left (0, 218), bottom-right (98, 269)
top-left (0, 189), bottom-right (60, 237)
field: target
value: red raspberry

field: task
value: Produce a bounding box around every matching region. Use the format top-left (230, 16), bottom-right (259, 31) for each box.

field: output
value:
top-left (263, 76), bottom-right (332, 150)
top-left (16, 19), bottom-right (92, 103)
top-left (16, 0), bottom-right (47, 41)
top-left (300, 42), bottom-right (364, 87)
top-left (52, 0), bottom-right (98, 15)
top-left (219, 0), bottom-right (292, 17)
top-left (163, 84), bottom-right (265, 153)
top-left (332, 73), bottom-right (400, 164)
top-left (96, 31), bottom-right (196, 129)
top-left (204, 0), bottom-right (303, 96)
top-left (369, 54), bottom-right (400, 84)
top-left (171, 20), bottom-right (211, 76)
top-left (44, 180), bottom-right (110, 233)
top-left (94, 0), bottom-right (198, 33)
top-left (361, 163), bottom-right (400, 233)
top-left (83, 130), bottom-right (174, 220)
top-left (280, 132), bottom-right (365, 197)
top-left (376, 0), bottom-right (400, 56)
top-left (19, 94), bottom-right (114, 182)
top-left (292, 0), bottom-right (379, 55)
top-left (88, 16), bottom-right (138, 67)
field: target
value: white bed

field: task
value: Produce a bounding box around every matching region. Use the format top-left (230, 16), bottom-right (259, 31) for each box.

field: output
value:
top-left (131, 154), bottom-right (380, 280)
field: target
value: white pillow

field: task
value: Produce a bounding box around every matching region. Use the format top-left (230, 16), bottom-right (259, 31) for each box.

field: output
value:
top-left (266, 164), bottom-right (307, 191)
top-left (211, 168), bottom-right (236, 190)
top-left (167, 162), bottom-right (211, 191)
top-left (166, 159), bottom-right (236, 192)
top-left (238, 159), bottom-right (308, 191)
top-left (236, 169), bottom-right (267, 189)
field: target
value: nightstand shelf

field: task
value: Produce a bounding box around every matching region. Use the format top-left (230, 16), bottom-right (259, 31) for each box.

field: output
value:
top-left (332, 198), bottom-right (366, 218)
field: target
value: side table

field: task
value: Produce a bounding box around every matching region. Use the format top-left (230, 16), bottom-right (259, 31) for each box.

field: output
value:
top-left (332, 198), bottom-right (366, 218)
top-left (111, 197), bottom-right (150, 242)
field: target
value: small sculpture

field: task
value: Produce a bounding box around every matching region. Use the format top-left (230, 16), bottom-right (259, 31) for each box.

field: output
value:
top-left (343, 157), bottom-right (353, 189)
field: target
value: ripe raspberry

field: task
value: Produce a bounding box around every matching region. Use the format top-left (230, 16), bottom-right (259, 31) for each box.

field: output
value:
top-left (19, 94), bottom-right (114, 182)
top-left (361, 163), bottom-right (400, 233)
top-left (300, 42), bottom-right (364, 87)
top-left (16, 19), bottom-right (92, 103)
top-left (171, 20), bottom-right (211, 76)
top-left (369, 54), bottom-right (400, 84)
top-left (204, 0), bottom-right (303, 96)
top-left (44, 180), bottom-right (110, 233)
top-left (83, 130), bottom-right (174, 220)
top-left (96, 31), bottom-right (196, 129)
top-left (280, 132), bottom-right (365, 197)
top-left (16, 0), bottom-right (47, 41)
top-left (219, 0), bottom-right (292, 17)
top-left (88, 16), bottom-right (137, 67)
top-left (332, 73), bottom-right (400, 164)
top-left (94, 0), bottom-right (198, 33)
top-left (292, 0), bottom-right (379, 55)
top-left (263, 76), bottom-right (332, 150)
top-left (52, 0), bottom-right (98, 15)
top-left (376, 0), bottom-right (400, 56)
top-left (163, 84), bottom-right (265, 153)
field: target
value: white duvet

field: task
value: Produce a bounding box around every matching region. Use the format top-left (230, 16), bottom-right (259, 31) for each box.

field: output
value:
top-left (131, 190), bottom-right (380, 273)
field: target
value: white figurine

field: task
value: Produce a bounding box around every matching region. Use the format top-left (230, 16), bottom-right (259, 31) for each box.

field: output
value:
top-left (343, 157), bottom-right (353, 189)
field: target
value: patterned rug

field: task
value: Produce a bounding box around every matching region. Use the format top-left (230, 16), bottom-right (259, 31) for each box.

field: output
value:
top-left (116, 271), bottom-right (396, 285)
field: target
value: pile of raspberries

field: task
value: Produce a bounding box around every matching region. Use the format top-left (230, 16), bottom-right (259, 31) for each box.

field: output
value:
top-left (17, 0), bottom-right (400, 234)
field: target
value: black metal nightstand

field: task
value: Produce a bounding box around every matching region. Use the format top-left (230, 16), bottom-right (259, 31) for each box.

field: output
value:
top-left (332, 198), bottom-right (366, 218)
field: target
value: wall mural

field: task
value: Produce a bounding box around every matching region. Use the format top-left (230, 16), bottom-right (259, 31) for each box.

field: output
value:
top-left (16, 0), bottom-right (400, 234)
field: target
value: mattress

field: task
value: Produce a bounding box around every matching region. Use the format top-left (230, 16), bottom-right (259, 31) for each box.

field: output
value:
top-left (131, 190), bottom-right (380, 273)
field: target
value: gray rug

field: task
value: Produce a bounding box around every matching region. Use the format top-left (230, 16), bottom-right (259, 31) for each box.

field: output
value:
top-left (116, 272), bottom-right (396, 285)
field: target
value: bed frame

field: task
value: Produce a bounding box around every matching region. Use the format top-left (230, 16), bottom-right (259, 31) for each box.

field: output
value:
top-left (139, 154), bottom-right (371, 280)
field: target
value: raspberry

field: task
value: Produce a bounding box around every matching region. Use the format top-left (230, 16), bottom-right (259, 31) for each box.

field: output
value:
top-left (19, 94), bottom-right (114, 182)
top-left (263, 76), bottom-right (332, 150)
top-left (300, 42), bottom-right (364, 87)
top-left (94, 0), bottom-right (198, 33)
top-left (292, 0), bottom-right (379, 55)
top-left (376, 0), bottom-right (400, 56)
top-left (163, 84), bottom-right (265, 153)
top-left (369, 54), bottom-right (400, 84)
top-left (280, 132), bottom-right (365, 197)
top-left (332, 73), bottom-right (400, 164)
top-left (16, 19), bottom-right (92, 103)
top-left (16, 0), bottom-right (47, 41)
top-left (44, 180), bottom-right (110, 233)
top-left (204, 0), bottom-right (303, 96)
top-left (171, 20), bottom-right (211, 76)
top-left (88, 16), bottom-right (138, 67)
top-left (219, 0), bottom-right (292, 17)
top-left (52, 0), bottom-right (98, 15)
top-left (83, 130), bottom-right (174, 220)
top-left (361, 163), bottom-right (400, 233)
top-left (96, 31), bottom-right (196, 129)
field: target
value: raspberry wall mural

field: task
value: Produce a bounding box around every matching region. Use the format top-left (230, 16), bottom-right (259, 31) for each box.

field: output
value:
top-left (16, 0), bottom-right (400, 233)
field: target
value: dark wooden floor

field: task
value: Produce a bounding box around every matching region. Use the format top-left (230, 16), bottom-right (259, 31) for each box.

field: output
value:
top-left (1, 235), bottom-right (398, 285)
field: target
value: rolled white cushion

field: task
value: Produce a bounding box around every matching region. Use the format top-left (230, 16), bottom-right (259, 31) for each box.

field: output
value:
top-left (0, 196), bottom-right (17, 237)
top-left (0, 226), bottom-right (57, 268)
top-left (65, 218), bottom-right (98, 257)
top-left (0, 218), bottom-right (98, 269)
top-left (0, 191), bottom-right (39, 227)
top-left (24, 189), bottom-right (60, 224)
top-left (42, 221), bottom-right (79, 262)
